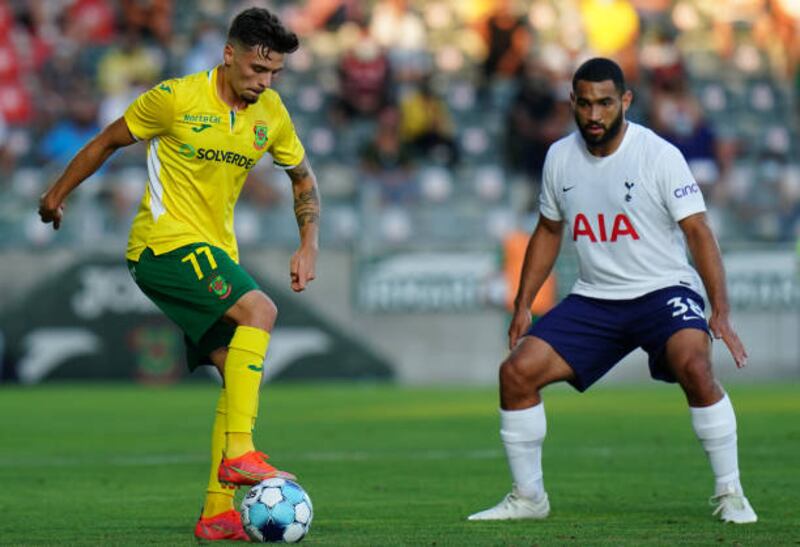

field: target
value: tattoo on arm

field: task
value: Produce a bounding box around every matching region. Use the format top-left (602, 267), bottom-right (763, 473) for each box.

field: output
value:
top-left (294, 187), bottom-right (320, 227)
top-left (287, 158), bottom-right (311, 184)
top-left (289, 159), bottom-right (320, 228)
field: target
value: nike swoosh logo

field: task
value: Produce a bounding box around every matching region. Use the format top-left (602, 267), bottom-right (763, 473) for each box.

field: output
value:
top-left (247, 364), bottom-right (263, 372)
top-left (192, 123), bottom-right (213, 132)
top-left (562, 186), bottom-right (575, 192)
top-left (682, 315), bottom-right (703, 321)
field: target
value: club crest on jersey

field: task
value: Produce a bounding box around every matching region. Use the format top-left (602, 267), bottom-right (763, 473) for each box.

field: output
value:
top-left (573, 213), bottom-right (640, 242)
top-left (208, 275), bottom-right (232, 299)
top-left (253, 121), bottom-right (269, 150)
top-left (624, 180), bottom-right (635, 202)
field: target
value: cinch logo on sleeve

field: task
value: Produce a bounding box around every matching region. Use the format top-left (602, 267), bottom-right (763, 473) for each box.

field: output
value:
top-left (573, 213), bottom-right (640, 242)
top-left (674, 183), bottom-right (700, 198)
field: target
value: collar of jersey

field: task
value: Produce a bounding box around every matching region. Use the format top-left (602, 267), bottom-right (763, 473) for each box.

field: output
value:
top-left (207, 66), bottom-right (231, 113)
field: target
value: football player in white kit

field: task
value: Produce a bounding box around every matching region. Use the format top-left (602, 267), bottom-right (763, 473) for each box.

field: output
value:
top-left (468, 58), bottom-right (757, 524)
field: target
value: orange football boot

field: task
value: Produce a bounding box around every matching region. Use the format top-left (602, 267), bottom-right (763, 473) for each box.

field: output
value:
top-left (218, 451), bottom-right (296, 487)
top-left (194, 509), bottom-right (250, 542)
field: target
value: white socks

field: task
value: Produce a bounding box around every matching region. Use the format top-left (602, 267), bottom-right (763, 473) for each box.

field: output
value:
top-left (499, 395), bottom-right (742, 502)
top-left (690, 393), bottom-right (743, 495)
top-left (500, 403), bottom-right (547, 501)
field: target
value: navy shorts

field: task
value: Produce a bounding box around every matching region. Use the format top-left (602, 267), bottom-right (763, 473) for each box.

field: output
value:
top-left (527, 286), bottom-right (710, 392)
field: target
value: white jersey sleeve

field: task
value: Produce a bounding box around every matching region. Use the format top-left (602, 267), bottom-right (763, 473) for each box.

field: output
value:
top-left (657, 144), bottom-right (706, 222)
top-left (538, 146), bottom-right (563, 222)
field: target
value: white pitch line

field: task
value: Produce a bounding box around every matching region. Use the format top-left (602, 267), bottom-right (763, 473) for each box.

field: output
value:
top-left (0, 448), bottom-right (504, 469)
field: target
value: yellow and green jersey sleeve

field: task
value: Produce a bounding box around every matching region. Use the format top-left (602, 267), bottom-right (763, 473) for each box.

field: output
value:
top-left (124, 81), bottom-right (176, 140)
top-left (123, 68), bottom-right (306, 263)
top-left (268, 98), bottom-right (305, 170)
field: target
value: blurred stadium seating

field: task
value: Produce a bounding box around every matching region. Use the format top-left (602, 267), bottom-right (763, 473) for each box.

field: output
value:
top-left (0, 0), bottom-right (797, 251)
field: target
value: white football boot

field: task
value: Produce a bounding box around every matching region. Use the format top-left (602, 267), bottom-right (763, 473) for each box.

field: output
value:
top-left (467, 486), bottom-right (550, 521)
top-left (710, 485), bottom-right (758, 524)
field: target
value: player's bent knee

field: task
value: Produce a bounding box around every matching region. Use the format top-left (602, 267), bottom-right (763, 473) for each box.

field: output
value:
top-left (227, 290), bottom-right (278, 330)
top-left (499, 358), bottom-right (521, 390)
top-left (252, 292), bottom-right (278, 330)
top-left (675, 355), bottom-right (718, 399)
top-left (499, 355), bottom-right (540, 393)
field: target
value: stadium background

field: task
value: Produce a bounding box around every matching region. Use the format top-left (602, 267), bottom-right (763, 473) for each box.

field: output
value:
top-left (0, 0), bottom-right (798, 385)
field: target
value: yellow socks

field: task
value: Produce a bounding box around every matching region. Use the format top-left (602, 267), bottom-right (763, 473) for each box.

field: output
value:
top-left (224, 326), bottom-right (270, 459)
top-left (202, 389), bottom-right (234, 518)
top-left (202, 492), bottom-right (234, 519)
top-left (201, 326), bottom-right (269, 518)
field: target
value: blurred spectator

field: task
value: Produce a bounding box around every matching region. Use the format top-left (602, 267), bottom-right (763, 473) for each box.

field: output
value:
top-left (121, 0), bottom-right (173, 45)
top-left (649, 78), bottom-right (731, 200)
top-left (287, 0), bottom-right (364, 35)
top-left (735, 152), bottom-right (800, 241)
top-left (398, 77), bottom-right (458, 167)
top-left (331, 29), bottom-right (391, 123)
top-left (630, 0), bottom-right (672, 28)
top-left (98, 81), bottom-right (147, 129)
top-left (504, 62), bottom-right (570, 196)
top-left (477, 0), bottom-right (531, 93)
top-left (737, 0), bottom-right (799, 77)
top-left (63, 0), bottom-right (116, 46)
top-left (369, 0), bottom-right (430, 83)
top-left (0, 3), bottom-right (34, 126)
top-left (0, 24), bottom-right (22, 83)
top-left (8, 3), bottom-right (54, 74)
top-left (0, 80), bottom-right (32, 125)
top-left (39, 91), bottom-right (100, 169)
top-left (182, 19), bottom-right (225, 75)
top-left (359, 107), bottom-right (416, 204)
top-left (96, 28), bottom-right (165, 96)
top-left (37, 44), bottom-right (91, 131)
top-left (0, 0), bottom-right (796, 250)
top-left (639, 26), bottom-right (684, 90)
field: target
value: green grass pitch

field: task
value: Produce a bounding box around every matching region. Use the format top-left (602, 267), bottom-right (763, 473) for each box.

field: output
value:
top-left (0, 382), bottom-right (797, 545)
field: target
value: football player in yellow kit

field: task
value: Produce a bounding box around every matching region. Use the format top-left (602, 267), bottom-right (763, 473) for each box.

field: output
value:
top-left (39, 8), bottom-right (320, 541)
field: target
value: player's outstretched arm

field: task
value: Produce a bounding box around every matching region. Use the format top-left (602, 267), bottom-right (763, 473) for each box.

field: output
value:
top-left (39, 117), bottom-right (136, 230)
top-left (286, 156), bottom-right (320, 293)
top-left (680, 212), bottom-right (748, 368)
top-left (509, 215), bottom-right (564, 349)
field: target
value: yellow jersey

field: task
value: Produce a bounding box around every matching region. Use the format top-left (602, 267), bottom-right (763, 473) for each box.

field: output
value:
top-left (123, 67), bottom-right (305, 262)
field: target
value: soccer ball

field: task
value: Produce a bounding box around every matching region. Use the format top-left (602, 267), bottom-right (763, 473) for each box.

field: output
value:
top-left (241, 478), bottom-right (313, 543)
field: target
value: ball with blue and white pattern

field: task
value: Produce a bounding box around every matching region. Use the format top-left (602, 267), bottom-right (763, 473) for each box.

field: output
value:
top-left (241, 478), bottom-right (313, 543)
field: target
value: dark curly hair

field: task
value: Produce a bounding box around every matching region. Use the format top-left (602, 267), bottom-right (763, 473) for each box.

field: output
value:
top-left (227, 7), bottom-right (299, 57)
top-left (573, 57), bottom-right (626, 95)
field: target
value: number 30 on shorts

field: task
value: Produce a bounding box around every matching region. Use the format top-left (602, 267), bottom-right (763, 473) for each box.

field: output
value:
top-left (181, 246), bottom-right (218, 280)
top-left (667, 296), bottom-right (704, 321)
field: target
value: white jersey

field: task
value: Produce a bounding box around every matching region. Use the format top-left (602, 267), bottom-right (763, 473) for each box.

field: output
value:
top-left (540, 122), bottom-right (706, 299)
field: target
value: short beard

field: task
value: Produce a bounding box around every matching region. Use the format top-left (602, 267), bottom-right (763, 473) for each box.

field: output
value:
top-left (577, 108), bottom-right (624, 146)
top-left (240, 92), bottom-right (258, 105)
